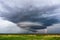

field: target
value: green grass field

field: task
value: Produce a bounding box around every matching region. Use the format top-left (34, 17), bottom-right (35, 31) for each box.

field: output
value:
top-left (0, 35), bottom-right (60, 40)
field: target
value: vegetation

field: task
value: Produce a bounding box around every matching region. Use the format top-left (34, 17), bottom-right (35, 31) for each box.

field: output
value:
top-left (0, 35), bottom-right (60, 40)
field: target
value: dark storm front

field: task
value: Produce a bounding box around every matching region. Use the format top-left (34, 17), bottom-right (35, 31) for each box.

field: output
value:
top-left (0, 0), bottom-right (60, 33)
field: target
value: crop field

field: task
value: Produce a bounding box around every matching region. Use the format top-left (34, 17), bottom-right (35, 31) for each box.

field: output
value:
top-left (0, 34), bottom-right (60, 40)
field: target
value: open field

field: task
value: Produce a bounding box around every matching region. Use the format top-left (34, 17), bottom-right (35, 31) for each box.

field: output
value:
top-left (0, 35), bottom-right (60, 40)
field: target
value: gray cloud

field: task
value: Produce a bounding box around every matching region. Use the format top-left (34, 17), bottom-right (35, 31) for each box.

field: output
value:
top-left (0, 17), bottom-right (32, 33)
top-left (0, 0), bottom-right (60, 33)
top-left (47, 23), bottom-right (60, 33)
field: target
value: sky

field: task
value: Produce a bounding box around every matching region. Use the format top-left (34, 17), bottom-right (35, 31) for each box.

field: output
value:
top-left (0, 0), bottom-right (60, 33)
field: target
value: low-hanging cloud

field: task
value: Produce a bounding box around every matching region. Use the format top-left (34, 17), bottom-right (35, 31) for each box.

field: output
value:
top-left (0, 17), bottom-right (32, 33)
top-left (47, 23), bottom-right (60, 33)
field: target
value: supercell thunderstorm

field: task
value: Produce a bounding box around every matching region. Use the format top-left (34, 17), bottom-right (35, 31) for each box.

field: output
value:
top-left (0, 0), bottom-right (60, 33)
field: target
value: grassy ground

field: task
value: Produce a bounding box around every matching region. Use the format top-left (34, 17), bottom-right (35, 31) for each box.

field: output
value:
top-left (0, 35), bottom-right (60, 40)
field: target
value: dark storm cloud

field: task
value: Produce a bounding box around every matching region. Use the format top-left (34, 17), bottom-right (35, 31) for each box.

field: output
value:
top-left (0, 0), bottom-right (60, 33)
